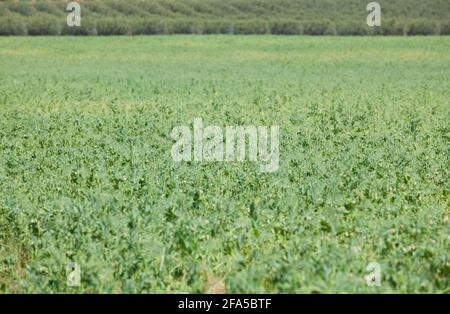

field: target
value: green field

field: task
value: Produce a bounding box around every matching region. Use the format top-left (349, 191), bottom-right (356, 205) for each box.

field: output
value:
top-left (0, 36), bottom-right (449, 293)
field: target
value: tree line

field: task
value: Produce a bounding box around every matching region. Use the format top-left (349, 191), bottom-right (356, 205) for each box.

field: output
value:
top-left (0, 0), bottom-right (449, 35)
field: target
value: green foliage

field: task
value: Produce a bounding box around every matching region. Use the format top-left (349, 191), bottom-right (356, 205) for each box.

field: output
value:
top-left (0, 16), bottom-right (27, 35)
top-left (108, 1), bottom-right (138, 15)
top-left (304, 20), bottom-right (336, 35)
top-left (0, 3), bottom-right (9, 17)
top-left (407, 20), bottom-right (439, 35)
top-left (34, 2), bottom-right (62, 16)
top-left (0, 36), bottom-right (449, 293)
top-left (0, 0), bottom-right (448, 35)
top-left (440, 22), bottom-right (450, 35)
top-left (202, 20), bottom-right (233, 34)
top-left (61, 18), bottom-right (97, 36)
top-left (96, 18), bottom-right (131, 35)
top-left (84, 2), bottom-right (112, 16)
top-left (166, 19), bottom-right (203, 34)
top-left (377, 19), bottom-right (406, 36)
top-left (269, 20), bottom-right (303, 35)
top-left (131, 18), bottom-right (167, 35)
top-left (233, 20), bottom-right (269, 35)
top-left (7, 2), bottom-right (36, 17)
top-left (336, 21), bottom-right (370, 36)
top-left (27, 14), bottom-right (61, 35)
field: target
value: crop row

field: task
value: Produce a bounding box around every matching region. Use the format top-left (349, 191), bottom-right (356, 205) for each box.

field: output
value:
top-left (0, 0), bottom-right (449, 35)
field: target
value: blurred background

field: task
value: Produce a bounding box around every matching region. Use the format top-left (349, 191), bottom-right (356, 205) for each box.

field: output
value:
top-left (0, 0), bottom-right (449, 36)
